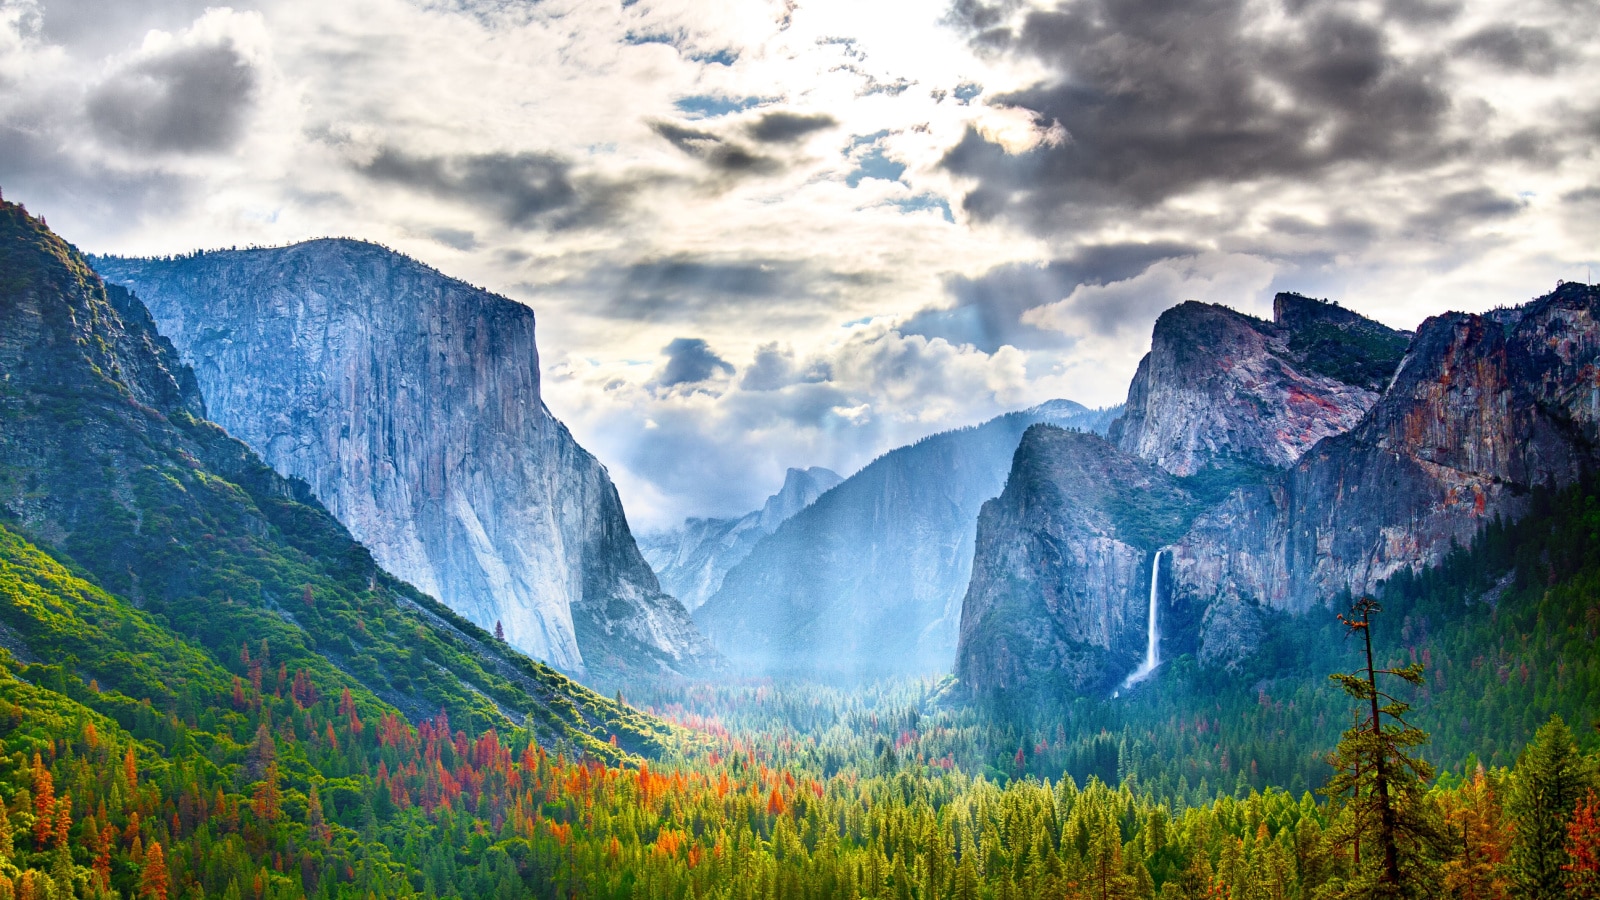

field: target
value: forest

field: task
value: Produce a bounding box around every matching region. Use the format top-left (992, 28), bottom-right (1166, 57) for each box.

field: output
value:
top-left (0, 474), bottom-right (1594, 898)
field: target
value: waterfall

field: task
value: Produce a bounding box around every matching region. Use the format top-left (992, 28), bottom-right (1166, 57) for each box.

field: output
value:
top-left (1121, 549), bottom-right (1164, 690)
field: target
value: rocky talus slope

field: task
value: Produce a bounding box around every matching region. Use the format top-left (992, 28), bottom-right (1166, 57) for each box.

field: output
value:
top-left (639, 467), bottom-right (841, 612)
top-left (94, 242), bottom-right (717, 680)
top-left (694, 400), bottom-right (1121, 676)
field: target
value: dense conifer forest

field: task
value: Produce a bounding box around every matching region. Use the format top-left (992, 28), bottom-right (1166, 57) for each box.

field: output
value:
top-left (0, 473), bottom-right (1592, 898)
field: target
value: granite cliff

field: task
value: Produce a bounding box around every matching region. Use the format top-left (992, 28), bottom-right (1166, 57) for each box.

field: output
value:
top-left (954, 427), bottom-right (1200, 697)
top-left (1171, 282), bottom-right (1600, 669)
top-left (957, 286), bottom-right (1600, 693)
top-left (639, 467), bottom-right (841, 611)
top-left (93, 241), bottom-right (718, 680)
top-left (1107, 295), bottom-right (1409, 476)
top-left (694, 400), bottom-right (1120, 676)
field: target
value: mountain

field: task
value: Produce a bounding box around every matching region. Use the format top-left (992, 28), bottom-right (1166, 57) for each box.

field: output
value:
top-left (639, 466), bottom-right (841, 611)
top-left (1172, 281), bottom-right (1600, 669)
top-left (1107, 294), bottom-right (1410, 476)
top-left (693, 400), bottom-right (1121, 676)
top-left (954, 426), bottom-right (1202, 697)
top-left (0, 197), bottom-right (671, 760)
top-left (956, 284), bottom-right (1600, 694)
top-left (92, 241), bottom-right (717, 681)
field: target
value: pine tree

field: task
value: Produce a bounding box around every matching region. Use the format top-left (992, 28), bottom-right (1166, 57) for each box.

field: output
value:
top-left (139, 841), bottom-right (169, 900)
top-left (1438, 767), bottom-right (1511, 900)
top-left (1509, 715), bottom-right (1591, 899)
top-left (1321, 597), bottom-right (1447, 898)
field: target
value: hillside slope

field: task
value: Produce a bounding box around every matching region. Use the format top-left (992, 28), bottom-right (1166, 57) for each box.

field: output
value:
top-left (0, 198), bottom-right (670, 761)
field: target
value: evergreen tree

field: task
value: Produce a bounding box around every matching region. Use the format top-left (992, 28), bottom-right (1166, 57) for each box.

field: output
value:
top-left (1508, 716), bottom-right (1592, 899)
top-left (1321, 597), bottom-right (1447, 898)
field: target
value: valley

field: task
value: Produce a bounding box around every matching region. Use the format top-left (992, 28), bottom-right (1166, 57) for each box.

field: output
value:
top-left (0, 197), bottom-right (1595, 898)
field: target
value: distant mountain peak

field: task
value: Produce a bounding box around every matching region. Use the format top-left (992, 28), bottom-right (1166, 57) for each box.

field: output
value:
top-left (641, 465), bottom-right (843, 612)
top-left (693, 400), bottom-right (1121, 677)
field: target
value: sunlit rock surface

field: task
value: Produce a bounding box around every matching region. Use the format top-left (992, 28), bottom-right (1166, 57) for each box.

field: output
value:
top-left (1108, 294), bottom-right (1409, 476)
top-left (1174, 283), bottom-right (1600, 635)
top-left (94, 241), bottom-right (719, 679)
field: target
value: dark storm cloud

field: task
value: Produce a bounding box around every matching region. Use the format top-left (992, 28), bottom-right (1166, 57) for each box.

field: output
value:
top-left (570, 255), bottom-right (877, 323)
top-left (1380, 0), bottom-right (1462, 27)
top-left (1455, 25), bottom-right (1564, 74)
top-left (900, 241), bottom-right (1197, 351)
top-left (747, 112), bottom-right (838, 144)
top-left (1406, 187), bottom-right (1526, 234)
top-left (650, 121), bottom-right (781, 176)
top-left (942, 0), bottom-right (1466, 232)
top-left (656, 338), bottom-right (735, 387)
top-left (357, 147), bottom-right (628, 230)
top-left (0, 124), bottom-right (188, 224)
top-left (86, 39), bottom-right (257, 154)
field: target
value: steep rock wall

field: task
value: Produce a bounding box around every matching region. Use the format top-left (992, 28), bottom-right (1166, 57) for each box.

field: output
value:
top-left (954, 427), bottom-right (1200, 696)
top-left (94, 241), bottom-right (718, 679)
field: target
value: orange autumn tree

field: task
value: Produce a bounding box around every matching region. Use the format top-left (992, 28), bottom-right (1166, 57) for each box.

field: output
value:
top-left (1568, 790), bottom-right (1600, 900)
top-left (139, 841), bottom-right (169, 900)
top-left (1439, 767), bottom-right (1512, 900)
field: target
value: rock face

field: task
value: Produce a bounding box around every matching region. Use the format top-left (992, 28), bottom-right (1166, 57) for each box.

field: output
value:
top-left (1108, 296), bottom-right (1409, 476)
top-left (93, 241), bottom-right (718, 679)
top-left (954, 427), bottom-right (1200, 697)
top-left (1172, 283), bottom-right (1600, 658)
top-left (959, 284), bottom-right (1600, 691)
top-left (694, 400), bottom-right (1121, 676)
top-left (639, 467), bottom-right (841, 611)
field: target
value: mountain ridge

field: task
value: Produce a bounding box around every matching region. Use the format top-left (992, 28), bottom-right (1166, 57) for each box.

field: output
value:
top-left (0, 199), bottom-right (671, 759)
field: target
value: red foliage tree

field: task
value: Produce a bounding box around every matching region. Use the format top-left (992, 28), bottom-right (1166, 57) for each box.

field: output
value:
top-left (1567, 790), bottom-right (1600, 900)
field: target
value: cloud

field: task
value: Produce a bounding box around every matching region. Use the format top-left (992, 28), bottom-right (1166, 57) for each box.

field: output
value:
top-left (565, 254), bottom-right (878, 323)
top-left (356, 147), bottom-right (630, 230)
top-left (86, 34), bottom-right (257, 153)
top-left (1022, 252), bottom-right (1280, 337)
top-left (741, 342), bottom-right (833, 390)
top-left (35, 0), bottom-right (262, 56)
top-left (747, 110), bottom-right (837, 143)
top-left (650, 120), bottom-right (781, 176)
top-left (900, 241), bottom-right (1199, 351)
top-left (1454, 25), bottom-right (1564, 74)
top-left (655, 337), bottom-right (736, 388)
top-left (942, 0), bottom-right (1467, 230)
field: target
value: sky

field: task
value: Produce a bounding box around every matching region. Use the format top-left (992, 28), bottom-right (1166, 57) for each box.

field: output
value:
top-left (1, 0), bottom-right (1596, 530)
